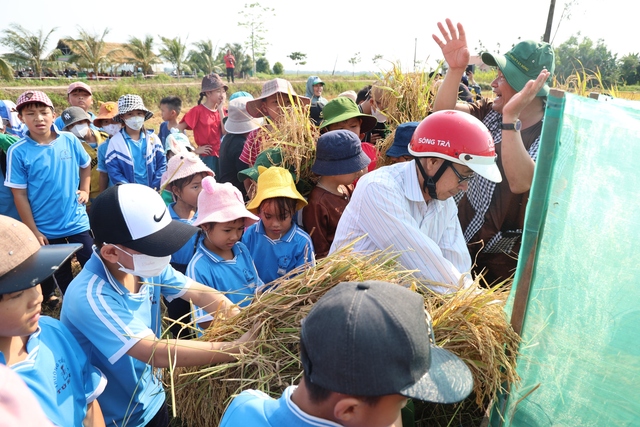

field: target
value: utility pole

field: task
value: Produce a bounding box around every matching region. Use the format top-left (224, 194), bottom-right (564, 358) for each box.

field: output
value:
top-left (543, 0), bottom-right (556, 42)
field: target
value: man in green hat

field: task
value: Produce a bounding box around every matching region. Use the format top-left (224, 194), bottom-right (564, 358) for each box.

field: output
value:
top-left (432, 19), bottom-right (555, 284)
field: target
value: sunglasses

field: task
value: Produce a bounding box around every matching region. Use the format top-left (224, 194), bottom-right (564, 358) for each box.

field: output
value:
top-left (449, 164), bottom-right (475, 184)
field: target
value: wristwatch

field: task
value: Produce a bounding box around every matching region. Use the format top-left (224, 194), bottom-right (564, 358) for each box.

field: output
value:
top-left (500, 119), bottom-right (522, 131)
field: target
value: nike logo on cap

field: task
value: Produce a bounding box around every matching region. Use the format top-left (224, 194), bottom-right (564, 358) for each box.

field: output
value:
top-left (154, 209), bottom-right (167, 222)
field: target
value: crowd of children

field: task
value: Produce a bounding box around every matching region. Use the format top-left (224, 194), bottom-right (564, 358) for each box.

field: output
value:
top-left (0, 46), bottom-right (527, 423)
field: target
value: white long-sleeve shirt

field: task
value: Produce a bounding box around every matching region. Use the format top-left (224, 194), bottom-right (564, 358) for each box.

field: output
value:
top-left (329, 160), bottom-right (472, 293)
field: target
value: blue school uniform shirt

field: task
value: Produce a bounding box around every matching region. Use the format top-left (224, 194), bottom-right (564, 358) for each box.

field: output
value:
top-left (168, 202), bottom-right (199, 266)
top-left (96, 138), bottom-right (113, 188)
top-left (242, 221), bottom-right (315, 284)
top-left (221, 386), bottom-right (342, 427)
top-left (158, 121), bottom-right (170, 146)
top-left (7, 316), bottom-right (107, 427)
top-left (60, 248), bottom-right (194, 427)
top-left (122, 130), bottom-right (149, 185)
top-left (4, 130), bottom-right (91, 239)
top-left (187, 239), bottom-right (263, 321)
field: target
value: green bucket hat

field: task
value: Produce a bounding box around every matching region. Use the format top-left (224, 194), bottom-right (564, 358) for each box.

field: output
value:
top-left (482, 40), bottom-right (555, 97)
top-left (319, 97), bottom-right (377, 133)
top-left (237, 148), bottom-right (297, 183)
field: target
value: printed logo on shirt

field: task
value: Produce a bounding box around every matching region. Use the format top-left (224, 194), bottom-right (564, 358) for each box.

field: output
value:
top-left (54, 357), bottom-right (72, 395)
top-left (60, 149), bottom-right (72, 160)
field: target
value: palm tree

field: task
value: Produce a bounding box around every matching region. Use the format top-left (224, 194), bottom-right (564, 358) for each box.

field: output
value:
top-left (67, 28), bottom-right (120, 77)
top-left (159, 36), bottom-right (188, 79)
top-left (124, 36), bottom-right (160, 75)
top-left (0, 56), bottom-right (14, 80)
top-left (187, 39), bottom-right (219, 75)
top-left (0, 24), bottom-right (60, 78)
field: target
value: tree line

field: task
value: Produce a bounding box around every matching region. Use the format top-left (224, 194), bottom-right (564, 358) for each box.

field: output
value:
top-left (1, 21), bottom-right (639, 87)
top-left (0, 24), bottom-right (285, 80)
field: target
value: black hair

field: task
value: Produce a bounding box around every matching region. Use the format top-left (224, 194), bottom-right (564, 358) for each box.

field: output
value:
top-left (356, 85), bottom-right (372, 104)
top-left (16, 102), bottom-right (54, 115)
top-left (160, 96), bottom-right (183, 113)
top-left (300, 340), bottom-right (382, 406)
top-left (259, 197), bottom-right (297, 221)
top-left (168, 171), bottom-right (209, 194)
top-left (197, 92), bottom-right (206, 105)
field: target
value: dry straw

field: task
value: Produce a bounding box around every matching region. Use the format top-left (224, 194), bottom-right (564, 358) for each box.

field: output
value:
top-left (260, 101), bottom-right (320, 186)
top-left (370, 63), bottom-right (441, 166)
top-left (169, 242), bottom-right (519, 427)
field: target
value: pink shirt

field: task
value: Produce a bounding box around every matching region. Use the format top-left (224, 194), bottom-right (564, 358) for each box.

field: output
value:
top-left (0, 364), bottom-right (54, 427)
top-left (180, 104), bottom-right (223, 156)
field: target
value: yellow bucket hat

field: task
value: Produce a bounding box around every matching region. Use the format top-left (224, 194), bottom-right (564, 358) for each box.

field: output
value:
top-left (246, 166), bottom-right (307, 214)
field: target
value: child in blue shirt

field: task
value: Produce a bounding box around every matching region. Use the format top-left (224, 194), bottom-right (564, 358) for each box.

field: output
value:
top-left (0, 215), bottom-right (107, 427)
top-left (160, 139), bottom-right (213, 338)
top-left (243, 166), bottom-right (314, 284)
top-left (0, 120), bottom-right (20, 220)
top-left (220, 281), bottom-right (474, 427)
top-left (4, 90), bottom-right (93, 299)
top-left (60, 183), bottom-right (257, 427)
top-left (158, 96), bottom-right (183, 146)
top-left (187, 177), bottom-right (263, 326)
top-left (105, 94), bottom-right (166, 190)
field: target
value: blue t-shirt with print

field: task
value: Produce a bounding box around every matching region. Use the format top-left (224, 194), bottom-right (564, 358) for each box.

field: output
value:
top-left (4, 131), bottom-right (91, 238)
top-left (8, 316), bottom-right (107, 427)
top-left (61, 248), bottom-right (193, 427)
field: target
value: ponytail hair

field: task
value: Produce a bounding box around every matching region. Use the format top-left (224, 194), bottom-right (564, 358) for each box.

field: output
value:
top-left (197, 92), bottom-right (206, 105)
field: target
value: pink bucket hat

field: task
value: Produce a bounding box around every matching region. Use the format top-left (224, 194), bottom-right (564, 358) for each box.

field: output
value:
top-left (193, 177), bottom-right (259, 227)
top-left (161, 152), bottom-right (213, 189)
top-left (245, 78), bottom-right (310, 118)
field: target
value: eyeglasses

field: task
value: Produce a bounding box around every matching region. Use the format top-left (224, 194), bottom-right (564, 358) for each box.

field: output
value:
top-left (449, 164), bottom-right (475, 184)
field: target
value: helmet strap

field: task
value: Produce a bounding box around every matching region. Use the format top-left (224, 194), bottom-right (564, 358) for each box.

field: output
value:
top-left (415, 158), bottom-right (451, 200)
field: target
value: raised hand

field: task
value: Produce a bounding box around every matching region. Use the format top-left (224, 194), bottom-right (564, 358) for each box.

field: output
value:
top-left (502, 69), bottom-right (551, 121)
top-left (432, 19), bottom-right (470, 70)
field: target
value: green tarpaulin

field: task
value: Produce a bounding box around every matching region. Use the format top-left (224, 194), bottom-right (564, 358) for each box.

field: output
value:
top-left (491, 91), bottom-right (640, 427)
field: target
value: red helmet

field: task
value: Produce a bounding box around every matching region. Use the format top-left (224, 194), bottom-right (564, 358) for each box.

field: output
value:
top-left (408, 110), bottom-right (502, 183)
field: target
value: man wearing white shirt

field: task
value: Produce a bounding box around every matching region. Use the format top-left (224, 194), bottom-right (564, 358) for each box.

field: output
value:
top-left (330, 110), bottom-right (502, 293)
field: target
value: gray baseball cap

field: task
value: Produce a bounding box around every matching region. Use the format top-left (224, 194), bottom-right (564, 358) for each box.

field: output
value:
top-left (60, 106), bottom-right (91, 131)
top-left (300, 281), bottom-right (473, 403)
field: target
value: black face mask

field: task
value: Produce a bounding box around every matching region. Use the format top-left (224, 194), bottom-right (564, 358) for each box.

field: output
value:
top-left (415, 158), bottom-right (451, 200)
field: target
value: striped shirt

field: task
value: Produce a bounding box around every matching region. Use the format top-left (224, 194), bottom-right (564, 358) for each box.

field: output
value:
top-left (330, 160), bottom-right (472, 293)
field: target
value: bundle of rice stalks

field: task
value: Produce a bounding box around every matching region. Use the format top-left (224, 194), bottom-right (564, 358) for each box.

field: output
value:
top-left (170, 244), bottom-right (519, 427)
top-left (371, 63), bottom-right (441, 166)
top-left (259, 102), bottom-right (320, 186)
top-left (419, 279), bottom-right (520, 407)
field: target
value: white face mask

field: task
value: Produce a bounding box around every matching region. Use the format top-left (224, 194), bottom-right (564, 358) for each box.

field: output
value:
top-left (103, 123), bottom-right (122, 137)
top-left (371, 105), bottom-right (387, 123)
top-left (71, 123), bottom-right (89, 139)
top-left (124, 116), bottom-right (145, 131)
top-left (113, 245), bottom-right (171, 278)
